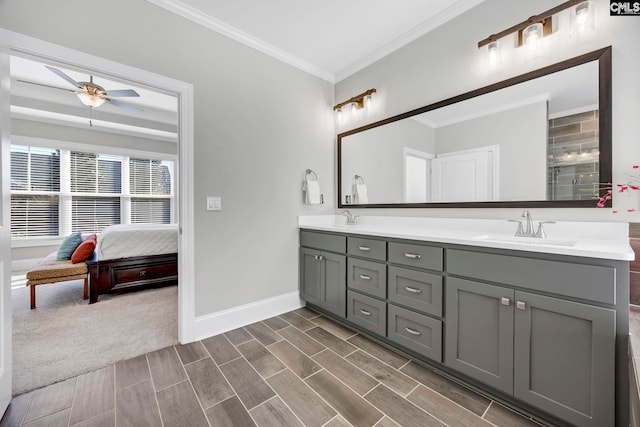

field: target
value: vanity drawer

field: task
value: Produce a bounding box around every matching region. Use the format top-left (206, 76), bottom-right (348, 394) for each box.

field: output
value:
top-left (388, 304), bottom-right (442, 362)
top-left (300, 230), bottom-right (346, 253)
top-left (388, 266), bottom-right (442, 317)
top-left (388, 242), bottom-right (443, 271)
top-left (447, 249), bottom-right (616, 304)
top-left (348, 258), bottom-right (386, 299)
top-left (347, 237), bottom-right (386, 261)
top-left (347, 291), bottom-right (386, 336)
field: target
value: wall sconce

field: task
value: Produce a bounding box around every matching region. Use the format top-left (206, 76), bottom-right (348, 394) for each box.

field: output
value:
top-left (333, 88), bottom-right (377, 123)
top-left (478, 0), bottom-right (593, 64)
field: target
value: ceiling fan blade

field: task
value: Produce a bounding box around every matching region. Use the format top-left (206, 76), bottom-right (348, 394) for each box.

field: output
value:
top-left (104, 89), bottom-right (140, 98)
top-left (16, 79), bottom-right (76, 93)
top-left (45, 65), bottom-right (82, 89)
top-left (107, 98), bottom-right (144, 113)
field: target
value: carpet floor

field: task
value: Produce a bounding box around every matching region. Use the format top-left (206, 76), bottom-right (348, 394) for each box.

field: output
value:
top-left (11, 279), bottom-right (178, 396)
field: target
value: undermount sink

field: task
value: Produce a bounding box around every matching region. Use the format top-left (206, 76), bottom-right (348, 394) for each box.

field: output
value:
top-left (472, 234), bottom-right (578, 247)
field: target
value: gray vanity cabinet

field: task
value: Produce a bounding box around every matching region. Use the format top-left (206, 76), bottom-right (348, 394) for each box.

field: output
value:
top-left (513, 291), bottom-right (615, 427)
top-left (446, 274), bottom-right (616, 427)
top-left (445, 277), bottom-right (514, 394)
top-left (300, 229), bottom-right (625, 427)
top-left (299, 232), bottom-right (347, 317)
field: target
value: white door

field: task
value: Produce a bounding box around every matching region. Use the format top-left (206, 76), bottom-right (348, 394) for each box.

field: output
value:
top-left (404, 148), bottom-right (434, 203)
top-left (0, 47), bottom-right (13, 415)
top-left (431, 146), bottom-right (498, 202)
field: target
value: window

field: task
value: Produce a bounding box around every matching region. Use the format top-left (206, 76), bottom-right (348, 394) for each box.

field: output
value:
top-left (10, 146), bottom-right (60, 238)
top-left (10, 144), bottom-right (174, 240)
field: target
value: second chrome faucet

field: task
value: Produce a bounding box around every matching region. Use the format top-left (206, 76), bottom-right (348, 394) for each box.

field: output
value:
top-left (509, 210), bottom-right (554, 238)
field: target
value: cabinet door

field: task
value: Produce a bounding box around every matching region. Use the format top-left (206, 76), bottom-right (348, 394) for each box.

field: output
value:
top-left (320, 252), bottom-right (347, 317)
top-left (300, 248), bottom-right (322, 305)
top-left (514, 291), bottom-right (615, 427)
top-left (445, 277), bottom-right (514, 394)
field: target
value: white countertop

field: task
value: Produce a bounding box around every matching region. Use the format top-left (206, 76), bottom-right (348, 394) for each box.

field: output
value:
top-left (298, 215), bottom-right (635, 261)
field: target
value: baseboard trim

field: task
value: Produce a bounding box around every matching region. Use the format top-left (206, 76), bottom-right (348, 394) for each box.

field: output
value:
top-left (12, 258), bottom-right (40, 272)
top-left (193, 291), bottom-right (303, 341)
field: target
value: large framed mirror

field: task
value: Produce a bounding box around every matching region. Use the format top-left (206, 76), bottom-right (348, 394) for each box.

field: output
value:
top-left (338, 46), bottom-right (611, 208)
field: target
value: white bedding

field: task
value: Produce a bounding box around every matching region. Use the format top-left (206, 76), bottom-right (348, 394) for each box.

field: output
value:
top-left (97, 223), bottom-right (178, 260)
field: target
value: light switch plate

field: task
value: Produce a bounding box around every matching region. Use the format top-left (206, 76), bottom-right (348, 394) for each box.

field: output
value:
top-left (206, 196), bottom-right (222, 211)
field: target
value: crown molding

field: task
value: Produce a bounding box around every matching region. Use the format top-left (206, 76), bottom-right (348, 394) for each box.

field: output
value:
top-left (335, 0), bottom-right (485, 82)
top-left (146, 0), bottom-right (335, 83)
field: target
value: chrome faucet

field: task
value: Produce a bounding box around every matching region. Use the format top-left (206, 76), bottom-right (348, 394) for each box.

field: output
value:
top-left (342, 210), bottom-right (358, 226)
top-left (521, 210), bottom-right (534, 236)
top-left (509, 210), bottom-right (555, 238)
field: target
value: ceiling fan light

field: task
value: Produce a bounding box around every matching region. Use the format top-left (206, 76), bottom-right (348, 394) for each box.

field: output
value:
top-left (77, 92), bottom-right (106, 108)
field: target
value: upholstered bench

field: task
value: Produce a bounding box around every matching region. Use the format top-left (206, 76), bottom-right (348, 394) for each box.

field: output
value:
top-left (25, 252), bottom-right (89, 309)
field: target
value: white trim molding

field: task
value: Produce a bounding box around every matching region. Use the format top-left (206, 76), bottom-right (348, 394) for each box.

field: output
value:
top-left (193, 292), bottom-right (304, 341)
top-left (335, 0), bottom-right (485, 82)
top-left (0, 28), bottom-right (197, 344)
top-left (146, 0), bottom-right (335, 83)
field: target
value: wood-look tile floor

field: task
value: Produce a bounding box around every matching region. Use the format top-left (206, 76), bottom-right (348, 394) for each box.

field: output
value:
top-left (1, 307), bottom-right (544, 427)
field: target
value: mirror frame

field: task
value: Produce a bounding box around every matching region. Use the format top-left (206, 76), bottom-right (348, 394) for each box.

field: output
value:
top-left (337, 46), bottom-right (611, 209)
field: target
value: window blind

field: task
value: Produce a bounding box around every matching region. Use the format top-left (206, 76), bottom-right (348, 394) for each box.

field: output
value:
top-left (11, 195), bottom-right (59, 238)
top-left (72, 196), bottom-right (121, 234)
top-left (131, 198), bottom-right (171, 224)
top-left (70, 151), bottom-right (122, 194)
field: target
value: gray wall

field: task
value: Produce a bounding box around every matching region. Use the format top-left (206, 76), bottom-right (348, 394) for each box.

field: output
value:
top-left (0, 0), bottom-right (334, 316)
top-left (341, 118), bottom-right (434, 204)
top-left (435, 101), bottom-right (547, 201)
top-left (336, 0), bottom-right (640, 221)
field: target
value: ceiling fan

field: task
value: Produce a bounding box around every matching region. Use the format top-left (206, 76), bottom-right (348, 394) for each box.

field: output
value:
top-left (18, 65), bottom-right (144, 114)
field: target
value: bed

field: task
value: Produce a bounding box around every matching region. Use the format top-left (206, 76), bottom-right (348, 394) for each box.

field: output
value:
top-left (86, 223), bottom-right (178, 303)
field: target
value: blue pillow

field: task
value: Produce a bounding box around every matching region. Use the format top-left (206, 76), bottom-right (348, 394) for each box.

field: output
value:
top-left (57, 232), bottom-right (83, 260)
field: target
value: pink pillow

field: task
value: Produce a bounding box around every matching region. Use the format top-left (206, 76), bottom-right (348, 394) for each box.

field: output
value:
top-left (71, 234), bottom-right (97, 264)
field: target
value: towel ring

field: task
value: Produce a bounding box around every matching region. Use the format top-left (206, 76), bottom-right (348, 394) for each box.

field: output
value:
top-left (305, 169), bottom-right (318, 181)
top-left (354, 174), bottom-right (365, 184)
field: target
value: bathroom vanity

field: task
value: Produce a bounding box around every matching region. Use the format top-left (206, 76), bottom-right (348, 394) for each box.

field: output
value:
top-left (299, 215), bottom-right (633, 427)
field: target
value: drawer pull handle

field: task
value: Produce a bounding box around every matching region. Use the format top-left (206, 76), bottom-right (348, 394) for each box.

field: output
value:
top-left (404, 253), bottom-right (421, 260)
top-left (359, 309), bottom-right (372, 316)
top-left (516, 301), bottom-right (526, 310)
top-left (140, 270), bottom-right (147, 278)
top-left (359, 274), bottom-right (372, 281)
top-left (358, 246), bottom-right (372, 252)
top-left (501, 297), bottom-right (511, 306)
top-left (405, 327), bottom-right (421, 336)
top-left (405, 286), bottom-right (422, 294)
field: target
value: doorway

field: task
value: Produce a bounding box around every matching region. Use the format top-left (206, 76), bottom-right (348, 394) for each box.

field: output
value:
top-left (0, 28), bottom-right (195, 402)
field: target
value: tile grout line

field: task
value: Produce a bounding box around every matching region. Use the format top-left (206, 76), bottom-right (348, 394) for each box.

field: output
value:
top-left (179, 351), bottom-right (213, 427)
top-left (146, 353), bottom-right (166, 427)
top-left (211, 354), bottom-right (264, 427)
top-left (481, 400), bottom-right (493, 419)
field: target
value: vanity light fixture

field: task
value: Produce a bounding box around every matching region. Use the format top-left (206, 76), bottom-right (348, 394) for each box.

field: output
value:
top-left (478, 0), bottom-right (592, 58)
top-left (333, 88), bottom-right (377, 121)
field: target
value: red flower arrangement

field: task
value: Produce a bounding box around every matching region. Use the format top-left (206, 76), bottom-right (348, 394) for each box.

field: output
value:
top-left (597, 165), bottom-right (640, 213)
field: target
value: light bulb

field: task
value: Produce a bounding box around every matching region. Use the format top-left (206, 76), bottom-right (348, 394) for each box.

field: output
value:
top-left (77, 92), bottom-right (106, 108)
top-left (487, 41), bottom-right (500, 70)
top-left (350, 102), bottom-right (357, 115)
top-left (335, 108), bottom-right (343, 123)
top-left (522, 22), bottom-right (544, 62)
top-left (571, 1), bottom-right (595, 37)
top-left (364, 94), bottom-right (372, 111)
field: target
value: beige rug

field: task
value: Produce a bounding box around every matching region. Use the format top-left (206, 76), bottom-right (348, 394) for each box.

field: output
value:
top-left (11, 279), bottom-right (178, 395)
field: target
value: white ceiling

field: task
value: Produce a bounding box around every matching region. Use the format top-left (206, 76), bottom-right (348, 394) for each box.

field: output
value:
top-left (147, 0), bottom-right (485, 82)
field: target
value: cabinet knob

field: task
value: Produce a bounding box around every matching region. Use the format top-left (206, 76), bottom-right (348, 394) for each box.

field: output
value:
top-left (404, 252), bottom-right (422, 260)
top-left (359, 274), bottom-right (372, 281)
top-left (140, 270), bottom-right (147, 278)
top-left (359, 309), bottom-right (372, 316)
top-left (516, 301), bottom-right (526, 310)
top-left (314, 255), bottom-right (324, 261)
top-left (358, 246), bottom-right (372, 252)
top-left (501, 297), bottom-right (511, 306)
top-left (405, 286), bottom-right (422, 294)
